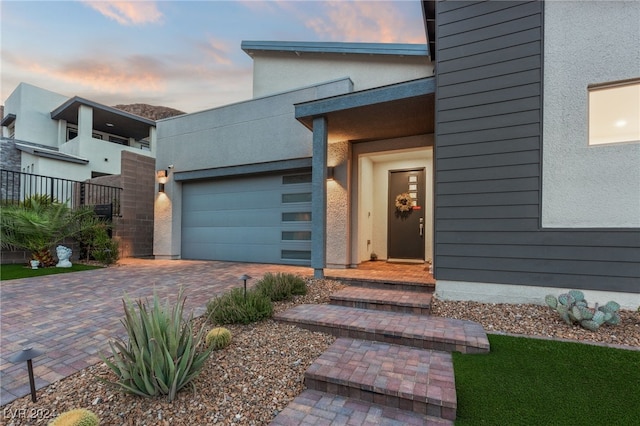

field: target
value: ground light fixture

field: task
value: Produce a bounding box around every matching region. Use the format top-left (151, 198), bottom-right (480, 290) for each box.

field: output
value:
top-left (239, 274), bottom-right (252, 300)
top-left (9, 346), bottom-right (44, 402)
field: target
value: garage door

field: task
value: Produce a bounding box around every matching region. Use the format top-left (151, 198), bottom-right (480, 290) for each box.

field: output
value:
top-left (181, 172), bottom-right (312, 265)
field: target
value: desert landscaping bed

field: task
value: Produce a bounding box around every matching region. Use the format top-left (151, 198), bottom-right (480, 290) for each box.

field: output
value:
top-left (2, 279), bottom-right (638, 425)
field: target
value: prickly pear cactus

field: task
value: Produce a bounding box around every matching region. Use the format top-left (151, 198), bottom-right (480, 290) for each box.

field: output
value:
top-left (206, 327), bottom-right (232, 350)
top-left (49, 409), bottom-right (99, 426)
top-left (544, 291), bottom-right (621, 332)
top-left (568, 290), bottom-right (585, 302)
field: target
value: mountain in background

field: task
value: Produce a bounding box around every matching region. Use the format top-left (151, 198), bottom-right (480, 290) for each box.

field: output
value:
top-left (113, 104), bottom-right (186, 121)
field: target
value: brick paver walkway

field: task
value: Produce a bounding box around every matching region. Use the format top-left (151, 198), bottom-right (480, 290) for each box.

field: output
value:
top-left (0, 259), bottom-right (432, 406)
top-left (0, 260), bottom-right (312, 405)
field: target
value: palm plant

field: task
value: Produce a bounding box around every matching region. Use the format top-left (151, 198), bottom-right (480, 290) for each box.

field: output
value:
top-left (0, 196), bottom-right (101, 266)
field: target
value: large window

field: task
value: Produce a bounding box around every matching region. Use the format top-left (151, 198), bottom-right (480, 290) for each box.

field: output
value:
top-left (588, 79), bottom-right (640, 146)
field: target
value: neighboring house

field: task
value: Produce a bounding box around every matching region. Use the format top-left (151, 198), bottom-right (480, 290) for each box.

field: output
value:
top-left (1, 82), bottom-right (156, 182)
top-left (154, 0), bottom-right (639, 308)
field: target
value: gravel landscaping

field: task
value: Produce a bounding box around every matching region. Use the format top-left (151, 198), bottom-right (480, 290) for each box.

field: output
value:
top-left (2, 279), bottom-right (638, 425)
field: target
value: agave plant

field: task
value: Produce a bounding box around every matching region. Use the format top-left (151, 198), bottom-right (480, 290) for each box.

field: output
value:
top-left (0, 196), bottom-right (100, 266)
top-left (99, 288), bottom-right (213, 401)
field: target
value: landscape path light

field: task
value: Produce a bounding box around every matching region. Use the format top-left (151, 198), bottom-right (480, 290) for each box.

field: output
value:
top-left (9, 346), bottom-right (44, 402)
top-left (239, 274), bottom-right (252, 301)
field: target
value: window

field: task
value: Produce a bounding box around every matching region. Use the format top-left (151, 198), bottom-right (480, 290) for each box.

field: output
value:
top-left (588, 79), bottom-right (640, 146)
top-left (282, 212), bottom-right (311, 222)
top-left (67, 126), bottom-right (78, 141)
top-left (282, 193), bottom-right (312, 203)
top-left (283, 173), bottom-right (312, 184)
top-left (282, 231), bottom-right (311, 240)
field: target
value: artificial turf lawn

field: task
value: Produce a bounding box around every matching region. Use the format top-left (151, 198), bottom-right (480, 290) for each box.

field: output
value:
top-left (453, 334), bottom-right (640, 425)
top-left (0, 263), bottom-right (102, 280)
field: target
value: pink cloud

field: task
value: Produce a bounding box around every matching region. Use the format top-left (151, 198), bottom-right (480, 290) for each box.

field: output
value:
top-left (305, 2), bottom-right (424, 44)
top-left (195, 38), bottom-right (233, 66)
top-left (79, 1), bottom-right (163, 25)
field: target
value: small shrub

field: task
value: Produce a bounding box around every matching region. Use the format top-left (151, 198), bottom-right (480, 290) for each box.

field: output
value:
top-left (48, 408), bottom-right (99, 426)
top-left (254, 272), bottom-right (307, 302)
top-left (76, 223), bottom-right (118, 265)
top-left (206, 327), bottom-right (232, 350)
top-left (99, 288), bottom-right (213, 401)
top-left (206, 288), bottom-right (273, 324)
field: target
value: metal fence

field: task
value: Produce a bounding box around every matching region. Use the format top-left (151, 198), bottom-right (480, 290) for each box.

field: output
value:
top-left (0, 169), bottom-right (122, 217)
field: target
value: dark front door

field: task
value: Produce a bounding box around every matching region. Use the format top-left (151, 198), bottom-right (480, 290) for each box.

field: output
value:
top-left (387, 168), bottom-right (425, 260)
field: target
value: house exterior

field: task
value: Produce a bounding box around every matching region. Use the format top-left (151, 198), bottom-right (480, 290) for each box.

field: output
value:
top-left (154, 42), bottom-right (434, 269)
top-left (1, 82), bottom-right (156, 181)
top-left (154, 0), bottom-right (639, 308)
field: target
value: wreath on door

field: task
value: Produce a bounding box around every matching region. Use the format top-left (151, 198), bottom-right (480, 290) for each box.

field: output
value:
top-left (394, 192), bottom-right (414, 212)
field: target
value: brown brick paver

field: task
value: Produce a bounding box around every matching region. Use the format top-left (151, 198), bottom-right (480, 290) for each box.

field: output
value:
top-left (271, 389), bottom-right (453, 425)
top-left (0, 259), bottom-right (312, 405)
top-left (331, 287), bottom-right (432, 315)
top-left (275, 304), bottom-right (490, 354)
top-left (304, 338), bottom-right (457, 420)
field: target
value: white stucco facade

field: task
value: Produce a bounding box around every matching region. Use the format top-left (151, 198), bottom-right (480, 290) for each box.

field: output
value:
top-left (542, 1), bottom-right (640, 228)
top-left (251, 52), bottom-right (433, 99)
top-left (2, 82), bottom-right (156, 181)
top-left (3, 83), bottom-right (68, 147)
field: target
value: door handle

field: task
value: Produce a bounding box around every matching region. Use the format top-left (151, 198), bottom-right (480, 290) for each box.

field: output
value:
top-left (419, 218), bottom-right (424, 237)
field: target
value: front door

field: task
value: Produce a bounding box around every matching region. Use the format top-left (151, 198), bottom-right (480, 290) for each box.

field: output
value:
top-left (387, 168), bottom-right (425, 261)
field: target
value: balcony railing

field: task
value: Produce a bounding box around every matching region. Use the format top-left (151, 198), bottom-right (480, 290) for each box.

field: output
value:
top-left (0, 169), bottom-right (122, 218)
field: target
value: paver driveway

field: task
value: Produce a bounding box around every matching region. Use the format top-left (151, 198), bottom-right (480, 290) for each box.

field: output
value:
top-left (0, 259), bottom-right (313, 405)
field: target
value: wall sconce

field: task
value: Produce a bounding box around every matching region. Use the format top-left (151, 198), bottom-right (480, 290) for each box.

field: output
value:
top-left (9, 346), bottom-right (44, 402)
top-left (157, 169), bottom-right (168, 193)
top-left (327, 166), bottom-right (335, 180)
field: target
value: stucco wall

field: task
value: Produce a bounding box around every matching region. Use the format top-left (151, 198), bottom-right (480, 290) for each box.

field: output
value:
top-left (4, 83), bottom-right (68, 148)
top-left (326, 141), bottom-right (350, 268)
top-left (153, 79), bottom-right (353, 259)
top-left (252, 52), bottom-right (432, 98)
top-left (542, 1), bottom-right (640, 228)
top-left (155, 79), bottom-right (352, 172)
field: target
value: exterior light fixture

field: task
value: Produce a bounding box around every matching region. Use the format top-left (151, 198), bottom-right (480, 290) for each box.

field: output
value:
top-left (158, 183), bottom-right (165, 193)
top-left (9, 346), bottom-right (44, 402)
top-left (156, 170), bottom-right (168, 179)
top-left (239, 274), bottom-right (252, 301)
top-left (327, 167), bottom-right (335, 180)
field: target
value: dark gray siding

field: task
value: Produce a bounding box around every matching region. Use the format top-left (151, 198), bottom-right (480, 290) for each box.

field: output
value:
top-left (433, 0), bottom-right (640, 292)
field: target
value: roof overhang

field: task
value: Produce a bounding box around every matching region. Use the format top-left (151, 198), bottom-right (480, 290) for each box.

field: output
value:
top-left (423, 0), bottom-right (436, 60)
top-left (295, 77), bottom-right (435, 143)
top-left (242, 41), bottom-right (429, 58)
top-left (1, 113), bottom-right (16, 127)
top-left (50, 97), bottom-right (155, 141)
top-left (15, 142), bottom-right (89, 164)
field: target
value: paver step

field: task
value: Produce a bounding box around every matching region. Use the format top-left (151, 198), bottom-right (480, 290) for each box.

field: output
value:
top-left (330, 286), bottom-right (432, 315)
top-left (326, 277), bottom-right (435, 293)
top-left (271, 389), bottom-right (453, 425)
top-left (303, 338), bottom-right (457, 421)
top-left (275, 304), bottom-right (489, 354)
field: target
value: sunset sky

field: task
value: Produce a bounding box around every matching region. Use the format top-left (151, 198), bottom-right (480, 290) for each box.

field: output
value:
top-left (1, 0), bottom-right (426, 113)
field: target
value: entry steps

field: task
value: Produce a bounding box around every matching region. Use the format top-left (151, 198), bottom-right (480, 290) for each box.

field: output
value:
top-left (271, 278), bottom-right (490, 424)
top-left (330, 285), bottom-right (432, 315)
top-left (275, 304), bottom-right (489, 354)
